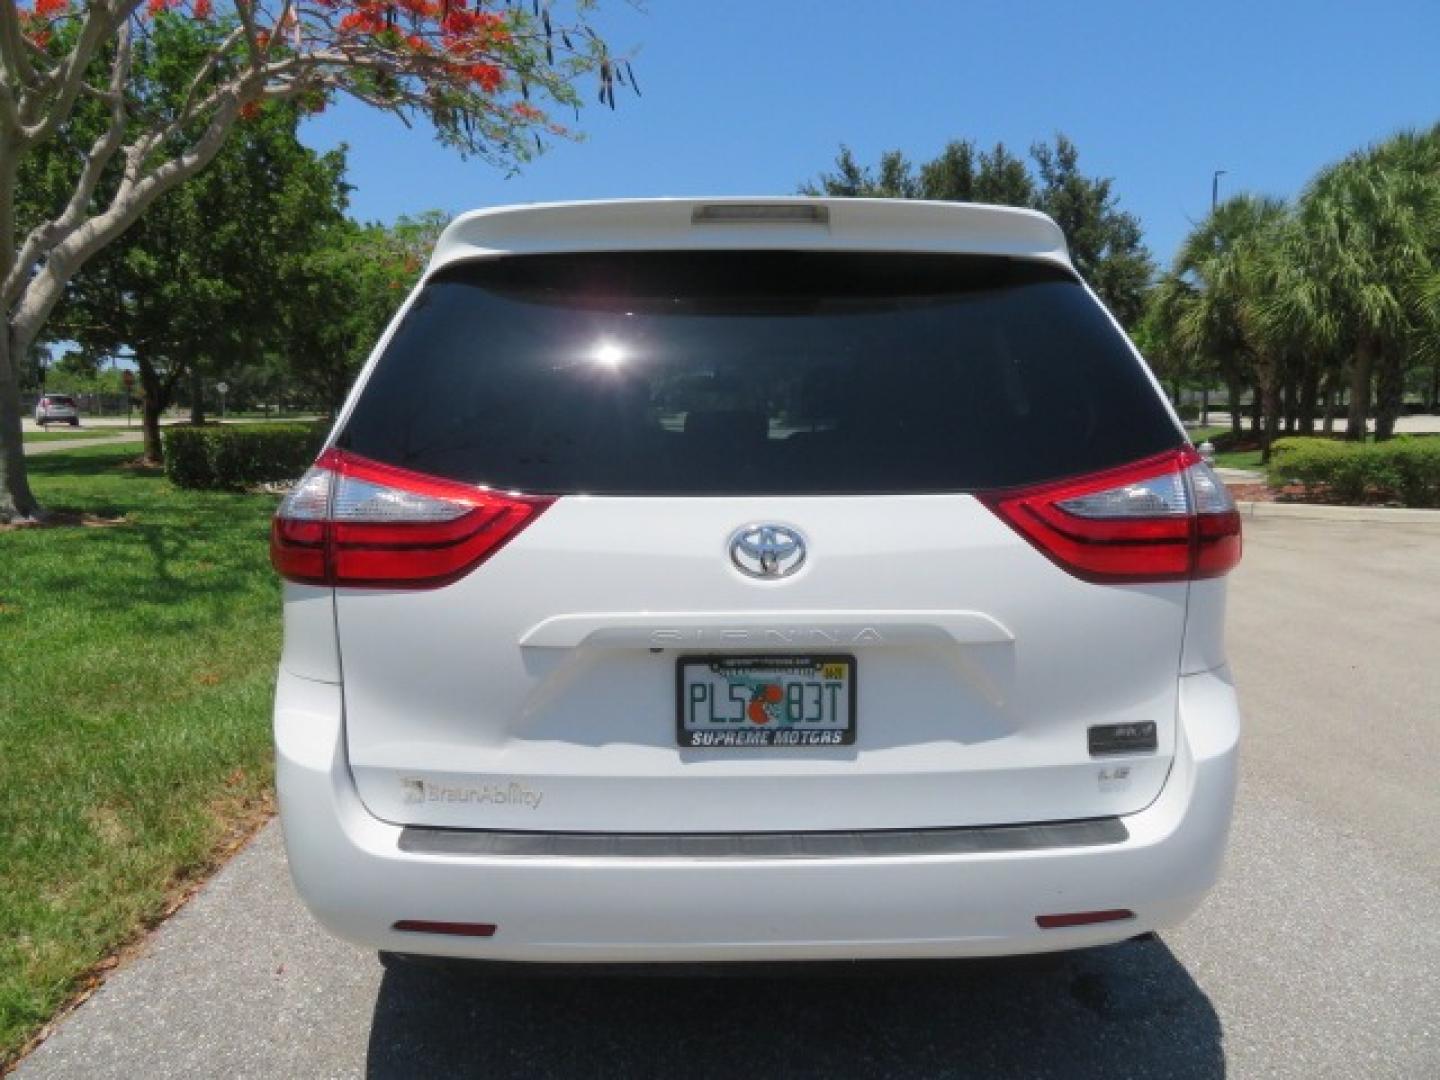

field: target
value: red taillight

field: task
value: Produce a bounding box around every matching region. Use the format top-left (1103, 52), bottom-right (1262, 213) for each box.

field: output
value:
top-left (270, 449), bottom-right (553, 589)
top-left (980, 447), bottom-right (1242, 583)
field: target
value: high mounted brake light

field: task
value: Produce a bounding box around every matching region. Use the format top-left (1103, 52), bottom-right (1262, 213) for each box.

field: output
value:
top-left (980, 447), bottom-right (1242, 583)
top-left (270, 449), bottom-right (553, 589)
top-left (691, 203), bottom-right (830, 225)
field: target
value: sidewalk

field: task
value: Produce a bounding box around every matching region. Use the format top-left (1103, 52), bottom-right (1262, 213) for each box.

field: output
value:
top-left (24, 433), bottom-right (143, 456)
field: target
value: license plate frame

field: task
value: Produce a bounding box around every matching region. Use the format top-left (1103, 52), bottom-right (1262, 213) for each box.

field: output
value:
top-left (675, 654), bottom-right (857, 748)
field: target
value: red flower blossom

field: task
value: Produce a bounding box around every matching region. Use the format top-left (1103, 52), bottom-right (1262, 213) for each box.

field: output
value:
top-left (146, 0), bottom-right (173, 14)
top-left (339, 10), bottom-right (384, 35)
top-left (35, 0), bottom-right (68, 17)
top-left (466, 63), bottom-right (504, 93)
top-left (193, 0), bottom-right (212, 18)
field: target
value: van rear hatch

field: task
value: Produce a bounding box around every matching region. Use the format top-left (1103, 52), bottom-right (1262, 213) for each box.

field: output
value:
top-left (319, 249), bottom-right (1193, 833)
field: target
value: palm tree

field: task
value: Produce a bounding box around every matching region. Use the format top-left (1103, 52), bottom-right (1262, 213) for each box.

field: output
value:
top-left (1280, 127), bottom-right (1440, 440)
top-left (1162, 194), bottom-right (1290, 457)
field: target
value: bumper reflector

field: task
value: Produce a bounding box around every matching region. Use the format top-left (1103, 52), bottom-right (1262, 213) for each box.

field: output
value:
top-left (1036, 909), bottom-right (1135, 929)
top-left (392, 920), bottom-right (497, 937)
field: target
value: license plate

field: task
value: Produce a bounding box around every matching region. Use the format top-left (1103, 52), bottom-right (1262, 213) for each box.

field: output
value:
top-left (676, 655), bottom-right (856, 748)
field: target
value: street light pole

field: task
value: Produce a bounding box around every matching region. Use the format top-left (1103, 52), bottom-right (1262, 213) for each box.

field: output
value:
top-left (1203, 168), bottom-right (1227, 429)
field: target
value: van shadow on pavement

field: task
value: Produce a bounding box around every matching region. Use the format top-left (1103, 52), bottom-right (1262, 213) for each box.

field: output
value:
top-left (365, 936), bottom-right (1223, 1078)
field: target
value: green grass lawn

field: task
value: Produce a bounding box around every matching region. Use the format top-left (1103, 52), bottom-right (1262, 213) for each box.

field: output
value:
top-left (1187, 426), bottom-right (1264, 471)
top-left (22, 429), bottom-right (138, 444)
top-left (1212, 448), bottom-right (1265, 470)
top-left (1187, 425), bottom-right (1231, 445)
top-left (0, 446), bottom-right (281, 1064)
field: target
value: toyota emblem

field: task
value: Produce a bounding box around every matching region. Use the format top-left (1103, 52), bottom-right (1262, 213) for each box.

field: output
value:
top-left (729, 524), bottom-right (806, 579)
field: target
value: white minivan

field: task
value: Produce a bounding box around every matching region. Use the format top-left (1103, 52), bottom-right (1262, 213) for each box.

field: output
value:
top-left (271, 198), bottom-right (1241, 966)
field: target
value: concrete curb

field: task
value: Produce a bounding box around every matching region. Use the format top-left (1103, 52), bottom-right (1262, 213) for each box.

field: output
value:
top-left (1214, 467), bottom-right (1265, 482)
top-left (1235, 501), bottom-right (1440, 524)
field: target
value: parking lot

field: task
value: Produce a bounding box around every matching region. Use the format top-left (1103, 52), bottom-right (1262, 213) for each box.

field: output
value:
top-left (16, 515), bottom-right (1440, 1079)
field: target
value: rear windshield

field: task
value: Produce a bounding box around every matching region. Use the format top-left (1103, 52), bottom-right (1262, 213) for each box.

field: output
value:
top-left (339, 252), bottom-right (1179, 495)
top-left (45, 396), bottom-right (75, 406)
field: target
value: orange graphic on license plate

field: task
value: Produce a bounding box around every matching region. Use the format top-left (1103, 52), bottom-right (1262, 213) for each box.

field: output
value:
top-left (747, 683), bottom-right (784, 725)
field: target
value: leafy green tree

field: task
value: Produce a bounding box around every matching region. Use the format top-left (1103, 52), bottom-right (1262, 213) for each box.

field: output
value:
top-left (54, 82), bottom-right (350, 462)
top-left (38, 349), bottom-right (125, 398)
top-left (1031, 137), bottom-right (1153, 327)
top-left (1131, 280), bottom-right (1190, 405)
top-left (1158, 195), bottom-right (1290, 457)
top-left (274, 211), bottom-right (446, 415)
top-left (2, 1), bottom-right (632, 520)
top-left (1277, 126), bottom-right (1440, 440)
top-left (802, 135), bottom-right (1153, 325)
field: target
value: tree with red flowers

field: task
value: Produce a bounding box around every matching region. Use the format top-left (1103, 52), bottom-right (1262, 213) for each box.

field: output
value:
top-left (0, 1), bottom-right (636, 520)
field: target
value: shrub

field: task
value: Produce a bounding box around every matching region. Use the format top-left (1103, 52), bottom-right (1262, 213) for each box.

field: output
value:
top-left (1268, 436), bottom-right (1440, 507)
top-left (1390, 439), bottom-right (1440, 507)
top-left (163, 423), bottom-right (326, 490)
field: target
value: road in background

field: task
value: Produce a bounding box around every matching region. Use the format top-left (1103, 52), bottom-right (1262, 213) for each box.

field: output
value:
top-left (16, 516), bottom-right (1440, 1078)
top-left (1191, 412), bottom-right (1440, 435)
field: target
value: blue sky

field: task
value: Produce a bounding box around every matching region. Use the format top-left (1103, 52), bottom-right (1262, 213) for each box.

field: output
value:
top-left (301, 0), bottom-right (1440, 267)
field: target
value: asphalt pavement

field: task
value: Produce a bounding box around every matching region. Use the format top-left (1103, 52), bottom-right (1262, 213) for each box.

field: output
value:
top-left (15, 515), bottom-right (1440, 1079)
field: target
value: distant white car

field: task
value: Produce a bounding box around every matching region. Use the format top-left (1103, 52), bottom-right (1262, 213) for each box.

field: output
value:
top-left (35, 394), bottom-right (79, 427)
top-left (271, 198), bottom-right (1243, 968)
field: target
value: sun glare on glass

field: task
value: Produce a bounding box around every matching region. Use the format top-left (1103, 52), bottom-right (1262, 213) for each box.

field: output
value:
top-left (592, 342), bottom-right (626, 368)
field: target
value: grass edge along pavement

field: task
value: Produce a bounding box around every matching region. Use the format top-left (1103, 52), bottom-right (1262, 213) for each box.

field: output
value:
top-left (0, 445), bottom-right (282, 1068)
top-left (22, 430), bottom-right (135, 444)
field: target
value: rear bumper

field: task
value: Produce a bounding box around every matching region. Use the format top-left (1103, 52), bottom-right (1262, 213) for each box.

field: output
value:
top-left (275, 667), bottom-right (1239, 962)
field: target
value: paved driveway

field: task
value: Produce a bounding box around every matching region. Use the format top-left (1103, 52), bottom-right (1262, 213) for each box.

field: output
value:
top-left (17, 516), bottom-right (1440, 1078)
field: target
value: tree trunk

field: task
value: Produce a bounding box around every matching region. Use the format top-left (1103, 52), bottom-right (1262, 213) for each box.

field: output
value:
top-left (329, 373), bottom-right (345, 419)
top-left (1282, 378), bottom-right (1297, 434)
top-left (1299, 369), bottom-right (1319, 435)
top-left (189, 367), bottom-right (205, 426)
top-left (1226, 378), bottom-right (1243, 438)
top-left (1346, 340), bottom-right (1373, 441)
top-left (0, 136), bottom-right (41, 522)
top-left (1200, 386), bottom-right (1210, 428)
top-left (1373, 350), bottom-right (1404, 442)
top-left (1260, 373), bottom-right (1282, 464)
top-left (0, 324), bottom-right (42, 521)
top-left (138, 358), bottom-right (166, 465)
top-left (1250, 385), bottom-right (1263, 436)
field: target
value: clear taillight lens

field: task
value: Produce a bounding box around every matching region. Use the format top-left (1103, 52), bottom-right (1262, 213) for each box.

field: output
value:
top-left (270, 449), bottom-right (553, 589)
top-left (981, 447), bottom-right (1242, 583)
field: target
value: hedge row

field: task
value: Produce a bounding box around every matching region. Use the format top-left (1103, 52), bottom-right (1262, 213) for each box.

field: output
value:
top-left (163, 423), bottom-right (327, 490)
top-left (1268, 436), bottom-right (1440, 507)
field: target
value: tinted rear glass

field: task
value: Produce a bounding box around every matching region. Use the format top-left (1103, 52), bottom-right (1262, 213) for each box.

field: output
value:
top-left (339, 252), bottom-right (1179, 495)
